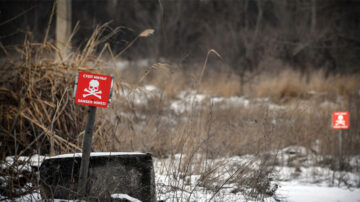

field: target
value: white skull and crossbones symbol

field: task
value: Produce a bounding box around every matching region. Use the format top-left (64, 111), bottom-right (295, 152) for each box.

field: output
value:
top-left (83, 79), bottom-right (102, 99)
top-left (335, 115), bottom-right (345, 126)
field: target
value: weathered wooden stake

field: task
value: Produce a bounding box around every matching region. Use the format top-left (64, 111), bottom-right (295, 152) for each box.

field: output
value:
top-left (338, 130), bottom-right (343, 170)
top-left (78, 106), bottom-right (97, 196)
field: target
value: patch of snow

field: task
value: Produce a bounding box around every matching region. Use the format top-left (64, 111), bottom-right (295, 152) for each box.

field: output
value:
top-left (277, 181), bottom-right (360, 202)
top-left (115, 59), bottom-right (150, 71)
top-left (143, 85), bottom-right (158, 92)
top-left (307, 90), bottom-right (318, 95)
top-left (115, 60), bottom-right (130, 71)
top-left (268, 103), bottom-right (286, 110)
top-left (143, 85), bottom-right (162, 98)
top-left (274, 146), bottom-right (318, 167)
top-left (311, 139), bottom-right (321, 154)
top-left (4, 192), bottom-right (42, 201)
top-left (169, 91), bottom-right (208, 114)
top-left (349, 156), bottom-right (360, 168)
top-left (255, 97), bottom-right (270, 102)
top-left (119, 87), bottom-right (148, 105)
top-left (2, 156), bottom-right (34, 171)
top-left (168, 90), bottom-right (291, 113)
top-left (26, 154), bottom-right (45, 167)
top-left (211, 96), bottom-right (250, 108)
top-left (49, 152), bottom-right (145, 159)
top-left (2, 151), bottom-right (360, 202)
top-left (226, 96), bottom-right (250, 108)
top-left (111, 194), bottom-right (142, 202)
top-left (210, 96), bottom-right (224, 104)
top-left (320, 100), bottom-right (337, 109)
top-left (118, 85), bottom-right (161, 106)
top-left (154, 153), bottom-right (360, 202)
top-left (169, 100), bottom-right (186, 114)
top-left (136, 59), bottom-right (150, 68)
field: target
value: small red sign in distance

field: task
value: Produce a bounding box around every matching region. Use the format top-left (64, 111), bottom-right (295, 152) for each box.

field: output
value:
top-left (332, 111), bottom-right (349, 130)
top-left (74, 72), bottom-right (112, 108)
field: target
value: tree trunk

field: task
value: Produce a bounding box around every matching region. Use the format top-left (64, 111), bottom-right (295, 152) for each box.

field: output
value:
top-left (311, 0), bottom-right (317, 35)
top-left (56, 0), bottom-right (72, 58)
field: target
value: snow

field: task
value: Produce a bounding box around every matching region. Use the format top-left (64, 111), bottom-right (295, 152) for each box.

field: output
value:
top-left (169, 91), bottom-right (253, 114)
top-left (117, 85), bottom-right (161, 105)
top-left (115, 60), bottom-right (130, 71)
top-left (1, 155), bottom-right (45, 172)
top-left (225, 96), bottom-right (250, 107)
top-left (153, 150), bottom-right (360, 202)
top-left (155, 173), bottom-right (360, 202)
top-left (5, 155), bottom-right (44, 167)
top-left (111, 193), bottom-right (142, 202)
top-left (1, 151), bottom-right (360, 201)
top-left (169, 91), bottom-right (208, 114)
top-left (49, 152), bottom-right (145, 159)
top-left (320, 100), bottom-right (337, 109)
top-left (115, 59), bottom-right (149, 71)
top-left (143, 85), bottom-right (159, 92)
top-left (268, 103), bottom-right (286, 110)
top-left (114, 85), bottom-right (315, 114)
top-left (167, 89), bottom-right (291, 114)
top-left (277, 181), bottom-right (360, 202)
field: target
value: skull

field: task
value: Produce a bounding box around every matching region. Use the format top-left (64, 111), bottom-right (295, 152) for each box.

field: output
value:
top-left (89, 79), bottom-right (100, 92)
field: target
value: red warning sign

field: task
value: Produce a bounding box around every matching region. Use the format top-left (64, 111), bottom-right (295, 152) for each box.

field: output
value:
top-left (332, 111), bottom-right (349, 130)
top-left (73, 72), bottom-right (113, 108)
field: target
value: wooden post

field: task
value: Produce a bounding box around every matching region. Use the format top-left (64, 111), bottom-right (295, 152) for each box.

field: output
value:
top-left (78, 106), bottom-right (97, 196)
top-left (338, 130), bottom-right (342, 170)
top-left (56, 0), bottom-right (72, 57)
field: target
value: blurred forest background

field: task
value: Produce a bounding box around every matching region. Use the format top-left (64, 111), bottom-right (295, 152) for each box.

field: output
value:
top-left (1, 0), bottom-right (360, 75)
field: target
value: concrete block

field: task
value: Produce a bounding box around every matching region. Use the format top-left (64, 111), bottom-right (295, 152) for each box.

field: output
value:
top-left (40, 152), bottom-right (156, 202)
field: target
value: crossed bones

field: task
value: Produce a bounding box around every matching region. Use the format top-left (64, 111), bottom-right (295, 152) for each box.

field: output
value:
top-left (83, 88), bottom-right (102, 99)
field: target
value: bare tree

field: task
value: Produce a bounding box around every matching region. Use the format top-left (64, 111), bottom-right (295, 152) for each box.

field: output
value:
top-left (56, 0), bottom-right (72, 58)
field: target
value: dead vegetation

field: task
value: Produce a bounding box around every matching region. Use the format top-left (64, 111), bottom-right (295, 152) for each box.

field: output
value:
top-left (1, 28), bottom-right (359, 159)
top-left (0, 44), bottom-right (83, 158)
top-left (0, 24), bottom-right (114, 158)
top-left (0, 22), bottom-right (359, 200)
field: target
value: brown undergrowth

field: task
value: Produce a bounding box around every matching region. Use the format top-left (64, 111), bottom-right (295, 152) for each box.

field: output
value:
top-left (106, 61), bottom-right (360, 157)
top-left (0, 18), bottom-right (359, 199)
top-left (1, 26), bottom-right (359, 159)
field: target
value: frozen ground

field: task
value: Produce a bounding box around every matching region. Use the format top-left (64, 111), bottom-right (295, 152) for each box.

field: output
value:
top-left (153, 149), bottom-right (360, 202)
top-left (10, 185), bottom-right (360, 202)
top-left (1, 149), bottom-right (360, 201)
top-left (276, 181), bottom-right (360, 202)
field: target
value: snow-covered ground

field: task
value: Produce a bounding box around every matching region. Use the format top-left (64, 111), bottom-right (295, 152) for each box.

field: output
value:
top-left (153, 149), bottom-right (360, 202)
top-left (1, 149), bottom-right (360, 201)
top-left (276, 181), bottom-right (360, 202)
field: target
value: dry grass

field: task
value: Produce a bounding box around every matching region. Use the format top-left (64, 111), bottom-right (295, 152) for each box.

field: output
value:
top-left (106, 61), bottom-right (360, 157)
top-left (1, 27), bottom-right (359, 158)
top-left (0, 24), bottom-right (120, 158)
top-left (0, 22), bottom-right (157, 160)
top-left (254, 69), bottom-right (360, 102)
top-left (129, 62), bottom-right (360, 101)
top-left (0, 46), bottom-right (84, 157)
top-left (1, 23), bottom-right (359, 200)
